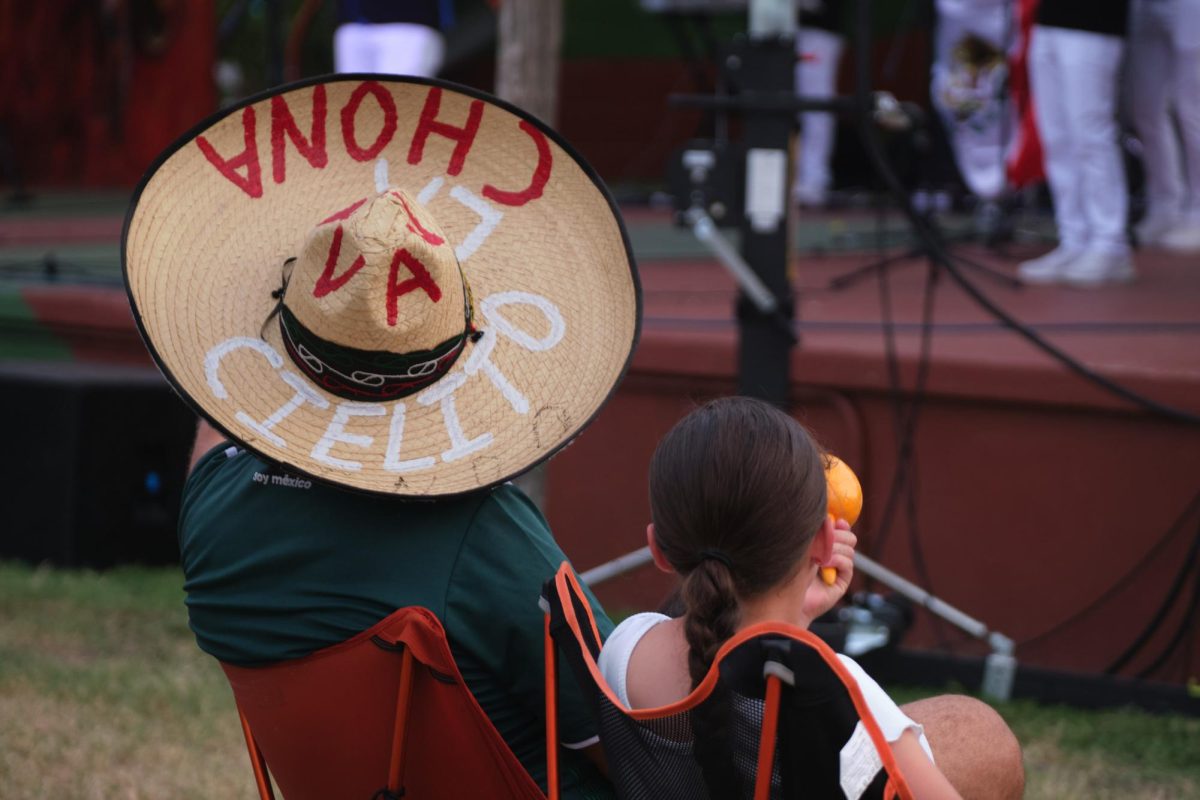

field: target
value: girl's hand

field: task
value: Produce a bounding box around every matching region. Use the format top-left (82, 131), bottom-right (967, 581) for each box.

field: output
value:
top-left (803, 520), bottom-right (857, 620)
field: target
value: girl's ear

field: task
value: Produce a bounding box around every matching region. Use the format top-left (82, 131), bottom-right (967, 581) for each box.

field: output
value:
top-left (812, 515), bottom-right (836, 567)
top-left (646, 523), bottom-right (674, 574)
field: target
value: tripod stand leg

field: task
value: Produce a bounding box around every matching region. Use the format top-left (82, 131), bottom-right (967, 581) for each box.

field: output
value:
top-left (827, 247), bottom-right (922, 291)
top-left (947, 251), bottom-right (1023, 289)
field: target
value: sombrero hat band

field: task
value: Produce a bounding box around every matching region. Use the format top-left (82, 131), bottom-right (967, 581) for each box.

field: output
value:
top-left (277, 304), bottom-right (476, 401)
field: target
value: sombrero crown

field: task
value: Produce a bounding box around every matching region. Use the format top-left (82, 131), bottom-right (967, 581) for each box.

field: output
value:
top-left (279, 187), bottom-right (475, 400)
top-left (124, 76), bottom-right (640, 497)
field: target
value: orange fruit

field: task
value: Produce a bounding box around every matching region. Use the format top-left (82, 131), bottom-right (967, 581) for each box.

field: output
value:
top-left (825, 454), bottom-right (862, 526)
top-left (821, 455), bottom-right (862, 586)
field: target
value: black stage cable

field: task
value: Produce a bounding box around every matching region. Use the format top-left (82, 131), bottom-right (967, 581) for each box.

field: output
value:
top-left (866, 163), bottom-right (1200, 426)
top-left (865, 244), bottom-right (958, 650)
top-left (861, 240), bottom-right (909, 563)
top-left (1017, 489), bottom-right (1200, 653)
top-left (865, 252), bottom-right (937, 563)
top-left (1135, 555), bottom-right (1200, 680)
top-left (862, 253), bottom-right (909, 560)
top-left (1184, 594), bottom-right (1196, 682)
top-left (1106, 507), bottom-right (1200, 675)
top-left (936, 248), bottom-right (1200, 427)
top-left (898, 260), bottom-right (954, 649)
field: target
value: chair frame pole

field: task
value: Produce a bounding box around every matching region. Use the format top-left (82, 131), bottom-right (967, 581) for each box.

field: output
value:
top-left (544, 613), bottom-right (561, 800)
top-left (386, 646), bottom-right (416, 795)
top-left (237, 707), bottom-right (277, 800)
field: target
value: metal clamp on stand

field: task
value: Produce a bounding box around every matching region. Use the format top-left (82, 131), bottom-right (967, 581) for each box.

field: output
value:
top-left (684, 206), bottom-right (797, 343)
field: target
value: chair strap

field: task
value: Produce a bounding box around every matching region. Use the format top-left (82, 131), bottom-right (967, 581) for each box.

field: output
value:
top-left (236, 705), bottom-right (276, 800)
top-left (544, 610), bottom-right (561, 800)
top-left (234, 641), bottom-right (417, 800)
top-left (752, 671), bottom-right (783, 800)
top-left (384, 645), bottom-right (416, 797)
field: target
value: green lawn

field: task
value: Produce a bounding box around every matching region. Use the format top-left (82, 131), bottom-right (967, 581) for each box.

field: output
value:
top-left (1, 562), bottom-right (1197, 799)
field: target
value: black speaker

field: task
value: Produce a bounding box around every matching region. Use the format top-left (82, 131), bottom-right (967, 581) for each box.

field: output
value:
top-left (0, 362), bottom-right (197, 568)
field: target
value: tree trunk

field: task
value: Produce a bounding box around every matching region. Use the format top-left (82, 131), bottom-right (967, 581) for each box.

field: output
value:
top-left (494, 0), bottom-right (563, 508)
top-left (494, 0), bottom-right (563, 125)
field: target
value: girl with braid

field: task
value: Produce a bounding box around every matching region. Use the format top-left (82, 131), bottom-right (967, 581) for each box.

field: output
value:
top-left (597, 396), bottom-right (963, 798)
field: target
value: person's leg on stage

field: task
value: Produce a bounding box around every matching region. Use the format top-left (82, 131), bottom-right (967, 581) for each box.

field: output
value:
top-left (372, 22), bottom-right (446, 78)
top-left (1057, 28), bottom-right (1134, 285)
top-left (333, 22), bottom-right (377, 73)
top-left (1019, 25), bottom-right (1087, 282)
top-left (1126, 0), bottom-right (1184, 246)
top-left (1161, 30), bottom-right (1200, 250)
top-left (793, 26), bottom-right (844, 207)
top-left (901, 695), bottom-right (1025, 800)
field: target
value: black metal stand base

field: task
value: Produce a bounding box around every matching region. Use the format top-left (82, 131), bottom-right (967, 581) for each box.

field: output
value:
top-left (827, 223), bottom-right (1023, 293)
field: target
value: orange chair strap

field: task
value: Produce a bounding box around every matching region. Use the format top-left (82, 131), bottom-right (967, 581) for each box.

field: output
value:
top-left (544, 612), bottom-right (561, 800)
top-left (237, 705), bottom-right (276, 800)
top-left (753, 672), bottom-right (783, 800)
top-left (385, 645), bottom-right (416, 796)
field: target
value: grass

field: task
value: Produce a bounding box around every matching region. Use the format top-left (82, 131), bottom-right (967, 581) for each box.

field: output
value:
top-left (1, 563), bottom-right (1197, 799)
top-left (0, 563), bottom-right (250, 799)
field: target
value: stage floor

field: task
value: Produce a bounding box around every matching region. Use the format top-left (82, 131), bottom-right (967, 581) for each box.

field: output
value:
top-left (626, 206), bottom-right (1200, 411)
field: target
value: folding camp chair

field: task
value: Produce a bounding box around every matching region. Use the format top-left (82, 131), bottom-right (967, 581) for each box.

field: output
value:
top-left (221, 605), bottom-right (545, 800)
top-left (543, 563), bottom-right (915, 800)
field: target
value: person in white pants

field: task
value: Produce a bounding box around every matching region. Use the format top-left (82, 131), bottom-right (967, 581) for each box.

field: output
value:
top-left (334, 0), bottom-right (446, 78)
top-left (793, 3), bottom-right (845, 207)
top-left (1126, 0), bottom-right (1200, 251)
top-left (1019, 0), bottom-right (1133, 287)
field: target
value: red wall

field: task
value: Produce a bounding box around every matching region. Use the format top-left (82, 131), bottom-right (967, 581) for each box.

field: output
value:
top-left (544, 340), bottom-right (1200, 685)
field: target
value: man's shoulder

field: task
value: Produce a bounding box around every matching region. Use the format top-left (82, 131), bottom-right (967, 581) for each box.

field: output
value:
top-left (183, 445), bottom-right (495, 538)
top-left (459, 482), bottom-right (560, 556)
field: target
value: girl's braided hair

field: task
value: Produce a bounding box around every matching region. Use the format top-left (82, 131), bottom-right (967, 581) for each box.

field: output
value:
top-left (649, 396), bottom-right (827, 688)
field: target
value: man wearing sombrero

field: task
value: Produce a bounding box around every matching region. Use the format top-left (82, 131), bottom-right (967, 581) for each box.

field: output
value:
top-left (125, 75), bottom-right (640, 796)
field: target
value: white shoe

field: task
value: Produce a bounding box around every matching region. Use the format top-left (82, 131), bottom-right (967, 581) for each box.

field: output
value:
top-left (1159, 222), bottom-right (1200, 252)
top-left (792, 185), bottom-right (829, 208)
top-left (1134, 214), bottom-right (1178, 247)
top-left (1017, 246), bottom-right (1080, 284)
top-left (1061, 250), bottom-right (1136, 287)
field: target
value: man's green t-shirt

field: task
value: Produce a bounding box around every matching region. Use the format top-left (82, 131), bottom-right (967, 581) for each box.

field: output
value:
top-left (180, 444), bottom-right (614, 798)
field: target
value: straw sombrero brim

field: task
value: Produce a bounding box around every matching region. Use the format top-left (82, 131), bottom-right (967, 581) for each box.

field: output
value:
top-left (124, 75), bottom-right (640, 498)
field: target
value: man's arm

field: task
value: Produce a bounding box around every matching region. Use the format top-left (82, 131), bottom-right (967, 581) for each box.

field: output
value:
top-left (189, 419), bottom-right (228, 474)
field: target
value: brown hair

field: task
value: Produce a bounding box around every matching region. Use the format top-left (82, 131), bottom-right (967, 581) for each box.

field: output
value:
top-left (649, 396), bottom-right (827, 687)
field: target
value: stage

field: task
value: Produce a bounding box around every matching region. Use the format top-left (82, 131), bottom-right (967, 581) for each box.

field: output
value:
top-left (2, 196), bottom-right (1199, 692)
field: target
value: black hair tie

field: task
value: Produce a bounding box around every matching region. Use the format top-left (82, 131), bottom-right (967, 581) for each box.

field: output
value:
top-left (698, 549), bottom-right (733, 570)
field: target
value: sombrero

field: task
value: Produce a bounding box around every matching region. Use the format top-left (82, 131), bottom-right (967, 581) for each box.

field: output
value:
top-left (123, 75), bottom-right (640, 497)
